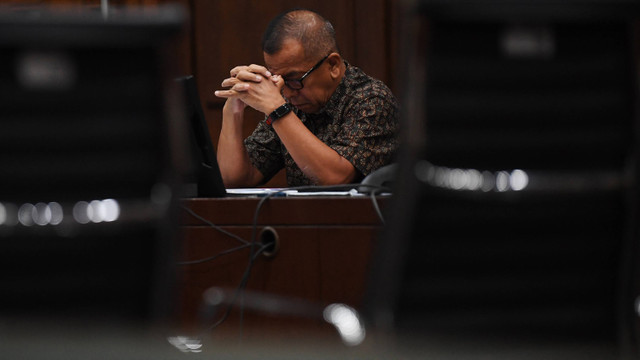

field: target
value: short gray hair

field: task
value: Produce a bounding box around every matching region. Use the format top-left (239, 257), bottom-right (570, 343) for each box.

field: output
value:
top-left (262, 9), bottom-right (338, 61)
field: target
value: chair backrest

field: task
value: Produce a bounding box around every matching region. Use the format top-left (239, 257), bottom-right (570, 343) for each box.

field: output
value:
top-left (366, 1), bottom-right (640, 358)
top-left (0, 6), bottom-right (186, 327)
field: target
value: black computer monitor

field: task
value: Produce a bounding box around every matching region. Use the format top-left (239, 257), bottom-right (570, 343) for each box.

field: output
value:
top-left (176, 75), bottom-right (226, 198)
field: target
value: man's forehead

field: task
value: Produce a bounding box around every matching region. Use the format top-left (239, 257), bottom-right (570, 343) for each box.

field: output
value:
top-left (264, 39), bottom-right (307, 75)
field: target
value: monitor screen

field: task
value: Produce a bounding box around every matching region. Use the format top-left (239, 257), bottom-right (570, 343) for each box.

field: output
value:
top-left (176, 75), bottom-right (226, 198)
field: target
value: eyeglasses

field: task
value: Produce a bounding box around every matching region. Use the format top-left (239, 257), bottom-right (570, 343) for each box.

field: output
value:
top-left (283, 54), bottom-right (330, 90)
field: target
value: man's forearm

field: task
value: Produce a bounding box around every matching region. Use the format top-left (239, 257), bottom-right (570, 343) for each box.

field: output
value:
top-left (217, 103), bottom-right (262, 187)
top-left (272, 112), bottom-right (356, 185)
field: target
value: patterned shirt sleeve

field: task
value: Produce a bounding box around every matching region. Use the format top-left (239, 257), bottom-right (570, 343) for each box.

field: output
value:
top-left (244, 119), bottom-right (285, 183)
top-left (329, 79), bottom-right (399, 178)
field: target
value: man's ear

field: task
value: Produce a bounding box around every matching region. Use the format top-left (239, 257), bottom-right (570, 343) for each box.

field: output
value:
top-left (326, 52), bottom-right (342, 79)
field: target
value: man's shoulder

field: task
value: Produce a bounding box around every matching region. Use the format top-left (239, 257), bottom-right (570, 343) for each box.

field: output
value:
top-left (343, 62), bottom-right (396, 101)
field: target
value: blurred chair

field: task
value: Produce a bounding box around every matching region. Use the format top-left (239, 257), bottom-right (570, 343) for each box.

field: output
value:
top-left (0, 6), bottom-right (186, 327)
top-left (365, 1), bottom-right (640, 359)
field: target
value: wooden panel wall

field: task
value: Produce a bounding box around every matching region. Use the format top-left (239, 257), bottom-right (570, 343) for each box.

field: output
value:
top-left (4, 0), bottom-right (401, 187)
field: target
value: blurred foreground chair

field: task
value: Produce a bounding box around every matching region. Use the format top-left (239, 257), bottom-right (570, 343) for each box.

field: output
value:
top-left (0, 6), bottom-right (187, 328)
top-left (364, 1), bottom-right (640, 359)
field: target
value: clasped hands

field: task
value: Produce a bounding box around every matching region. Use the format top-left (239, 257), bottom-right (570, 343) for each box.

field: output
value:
top-left (214, 64), bottom-right (286, 115)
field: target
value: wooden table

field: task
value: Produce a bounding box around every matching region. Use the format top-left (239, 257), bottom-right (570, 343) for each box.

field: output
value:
top-left (176, 195), bottom-right (387, 341)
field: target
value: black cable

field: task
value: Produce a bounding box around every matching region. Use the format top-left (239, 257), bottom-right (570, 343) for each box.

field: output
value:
top-left (176, 243), bottom-right (252, 265)
top-left (369, 188), bottom-right (386, 225)
top-left (306, 183), bottom-right (389, 225)
top-left (203, 192), bottom-right (288, 336)
top-left (187, 195), bottom-right (275, 334)
top-left (203, 242), bottom-right (271, 333)
top-left (237, 193), bottom-right (276, 336)
top-left (181, 205), bottom-right (249, 245)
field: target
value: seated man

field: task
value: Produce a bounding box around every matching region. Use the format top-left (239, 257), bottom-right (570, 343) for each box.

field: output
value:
top-left (214, 9), bottom-right (399, 187)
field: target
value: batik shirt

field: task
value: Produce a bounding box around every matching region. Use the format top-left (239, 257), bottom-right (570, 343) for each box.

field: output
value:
top-left (244, 61), bottom-right (399, 186)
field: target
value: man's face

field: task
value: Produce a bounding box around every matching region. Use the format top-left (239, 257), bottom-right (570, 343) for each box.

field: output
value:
top-left (264, 39), bottom-right (334, 114)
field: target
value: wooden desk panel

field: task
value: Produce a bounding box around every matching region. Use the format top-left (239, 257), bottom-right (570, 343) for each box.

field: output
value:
top-left (176, 196), bottom-right (386, 339)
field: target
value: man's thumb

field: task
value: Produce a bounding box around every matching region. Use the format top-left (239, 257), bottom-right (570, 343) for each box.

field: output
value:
top-left (272, 74), bottom-right (285, 89)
